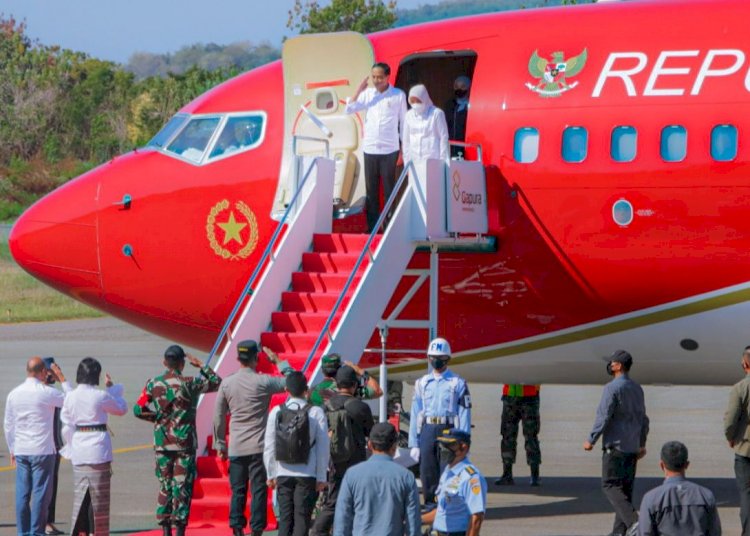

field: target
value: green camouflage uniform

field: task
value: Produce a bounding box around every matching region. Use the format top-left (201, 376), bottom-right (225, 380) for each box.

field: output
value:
top-left (134, 365), bottom-right (221, 525)
top-left (310, 377), bottom-right (377, 407)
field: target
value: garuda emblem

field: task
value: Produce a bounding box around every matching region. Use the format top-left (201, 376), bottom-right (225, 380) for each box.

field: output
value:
top-left (206, 199), bottom-right (258, 261)
top-left (525, 49), bottom-right (588, 98)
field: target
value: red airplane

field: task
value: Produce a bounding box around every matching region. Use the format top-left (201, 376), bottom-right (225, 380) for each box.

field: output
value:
top-left (9, 0), bottom-right (750, 529)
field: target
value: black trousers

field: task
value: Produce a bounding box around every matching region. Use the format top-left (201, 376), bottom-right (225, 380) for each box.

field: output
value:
top-left (420, 423), bottom-right (447, 508)
top-left (229, 454), bottom-right (267, 531)
top-left (601, 449), bottom-right (638, 535)
top-left (275, 476), bottom-right (317, 536)
top-left (363, 151), bottom-right (399, 232)
top-left (735, 454), bottom-right (750, 535)
top-left (310, 463), bottom-right (349, 536)
top-left (47, 453), bottom-right (60, 523)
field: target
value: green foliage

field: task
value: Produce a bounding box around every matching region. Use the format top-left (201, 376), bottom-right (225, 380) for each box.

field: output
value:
top-left (288, 0), bottom-right (397, 34)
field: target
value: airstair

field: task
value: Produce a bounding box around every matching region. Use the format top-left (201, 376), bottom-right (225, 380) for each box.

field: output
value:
top-left (134, 31), bottom-right (490, 535)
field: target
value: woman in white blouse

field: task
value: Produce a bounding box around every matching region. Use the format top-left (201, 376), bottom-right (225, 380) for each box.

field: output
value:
top-left (61, 357), bottom-right (127, 536)
top-left (402, 84), bottom-right (450, 165)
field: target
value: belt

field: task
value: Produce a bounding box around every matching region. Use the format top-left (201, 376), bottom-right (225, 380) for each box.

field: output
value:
top-left (76, 424), bottom-right (107, 432)
top-left (425, 416), bottom-right (450, 424)
top-left (437, 531), bottom-right (466, 536)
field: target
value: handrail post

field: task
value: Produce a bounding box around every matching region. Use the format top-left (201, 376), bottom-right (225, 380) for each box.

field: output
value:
top-left (378, 323), bottom-right (389, 423)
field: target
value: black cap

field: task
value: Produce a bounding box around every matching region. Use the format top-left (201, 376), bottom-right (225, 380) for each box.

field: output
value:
top-left (370, 422), bottom-right (398, 445)
top-left (437, 429), bottom-right (471, 446)
top-left (603, 349), bottom-right (633, 365)
top-left (335, 365), bottom-right (358, 387)
top-left (164, 345), bottom-right (186, 360)
top-left (237, 340), bottom-right (259, 359)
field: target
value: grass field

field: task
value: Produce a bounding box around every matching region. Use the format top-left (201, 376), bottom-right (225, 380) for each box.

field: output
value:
top-left (0, 238), bottom-right (103, 323)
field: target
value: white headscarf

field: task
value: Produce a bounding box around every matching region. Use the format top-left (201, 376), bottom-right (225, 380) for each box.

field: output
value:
top-left (408, 84), bottom-right (433, 116)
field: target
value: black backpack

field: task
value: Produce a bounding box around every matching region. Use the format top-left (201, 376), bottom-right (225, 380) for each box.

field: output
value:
top-left (325, 398), bottom-right (357, 464)
top-left (275, 402), bottom-right (312, 464)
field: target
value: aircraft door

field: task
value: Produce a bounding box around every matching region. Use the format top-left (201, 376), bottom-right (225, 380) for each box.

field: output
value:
top-left (275, 32), bottom-right (374, 218)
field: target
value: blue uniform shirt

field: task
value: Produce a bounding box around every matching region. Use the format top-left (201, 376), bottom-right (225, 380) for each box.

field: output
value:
top-left (408, 369), bottom-right (471, 447)
top-left (433, 457), bottom-right (487, 532)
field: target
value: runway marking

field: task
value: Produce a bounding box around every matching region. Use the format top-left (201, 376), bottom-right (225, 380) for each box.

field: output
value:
top-left (0, 444), bottom-right (152, 472)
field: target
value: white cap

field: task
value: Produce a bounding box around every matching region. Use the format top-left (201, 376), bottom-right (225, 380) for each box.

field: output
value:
top-left (427, 337), bottom-right (452, 357)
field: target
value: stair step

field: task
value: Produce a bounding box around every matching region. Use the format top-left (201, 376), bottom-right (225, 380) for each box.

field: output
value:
top-left (291, 271), bottom-right (361, 293)
top-left (281, 291), bottom-right (346, 313)
top-left (196, 456), bottom-right (226, 479)
top-left (197, 477), bottom-right (232, 497)
top-left (261, 331), bottom-right (319, 354)
top-left (313, 233), bottom-right (378, 253)
top-left (302, 251), bottom-right (360, 273)
top-left (271, 311), bottom-right (340, 333)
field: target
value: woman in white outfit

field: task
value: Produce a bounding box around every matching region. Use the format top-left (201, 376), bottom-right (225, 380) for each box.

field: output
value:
top-left (61, 358), bottom-right (127, 536)
top-left (402, 84), bottom-right (450, 165)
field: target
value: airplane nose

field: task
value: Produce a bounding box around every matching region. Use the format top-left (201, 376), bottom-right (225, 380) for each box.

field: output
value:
top-left (9, 174), bottom-right (102, 301)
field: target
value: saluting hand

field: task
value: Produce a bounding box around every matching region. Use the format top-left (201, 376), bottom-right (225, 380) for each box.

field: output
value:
top-left (263, 346), bottom-right (279, 365)
top-left (344, 360), bottom-right (363, 376)
top-left (186, 354), bottom-right (203, 368)
top-left (105, 373), bottom-right (113, 388)
top-left (356, 76), bottom-right (369, 94)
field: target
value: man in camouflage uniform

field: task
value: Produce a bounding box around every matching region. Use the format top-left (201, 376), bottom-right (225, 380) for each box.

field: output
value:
top-left (496, 384), bottom-right (542, 487)
top-left (134, 345), bottom-right (221, 536)
top-left (310, 353), bottom-right (382, 407)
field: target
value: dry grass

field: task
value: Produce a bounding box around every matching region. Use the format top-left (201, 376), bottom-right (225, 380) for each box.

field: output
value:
top-left (0, 241), bottom-right (103, 323)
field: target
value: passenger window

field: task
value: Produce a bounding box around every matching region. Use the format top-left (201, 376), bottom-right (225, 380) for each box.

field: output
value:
top-left (166, 117), bottom-right (221, 163)
top-left (514, 128), bottom-right (539, 163)
top-left (611, 126), bottom-right (637, 162)
top-left (209, 116), bottom-right (265, 159)
top-left (562, 126), bottom-right (588, 163)
top-left (661, 125), bottom-right (687, 162)
top-left (711, 124), bottom-right (737, 162)
top-left (148, 114), bottom-right (188, 148)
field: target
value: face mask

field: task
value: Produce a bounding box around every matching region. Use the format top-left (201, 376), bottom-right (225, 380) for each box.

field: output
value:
top-left (323, 366), bottom-right (339, 378)
top-left (439, 445), bottom-right (458, 465)
top-left (606, 362), bottom-right (614, 376)
top-left (431, 357), bottom-right (448, 370)
top-left (411, 102), bottom-right (426, 114)
top-left (455, 89), bottom-right (468, 98)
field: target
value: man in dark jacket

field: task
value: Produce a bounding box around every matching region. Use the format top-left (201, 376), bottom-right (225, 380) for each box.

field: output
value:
top-left (444, 75), bottom-right (471, 158)
top-left (311, 365), bottom-right (374, 536)
top-left (584, 350), bottom-right (649, 536)
top-left (638, 441), bottom-right (721, 535)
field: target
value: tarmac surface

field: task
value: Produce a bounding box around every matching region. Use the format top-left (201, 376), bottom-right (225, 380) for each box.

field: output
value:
top-left (0, 317), bottom-right (744, 535)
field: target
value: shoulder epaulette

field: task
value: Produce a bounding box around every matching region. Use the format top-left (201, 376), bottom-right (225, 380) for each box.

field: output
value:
top-left (464, 465), bottom-right (477, 476)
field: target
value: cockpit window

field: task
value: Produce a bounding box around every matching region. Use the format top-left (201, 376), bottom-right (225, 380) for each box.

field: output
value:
top-left (147, 114), bottom-right (189, 148)
top-left (209, 115), bottom-right (265, 160)
top-left (166, 116), bottom-right (221, 163)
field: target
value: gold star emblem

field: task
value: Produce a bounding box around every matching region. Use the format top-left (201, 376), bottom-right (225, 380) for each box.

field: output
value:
top-left (217, 211), bottom-right (247, 245)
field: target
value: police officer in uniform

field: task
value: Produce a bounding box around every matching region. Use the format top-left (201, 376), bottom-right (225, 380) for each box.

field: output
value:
top-left (496, 384), bottom-right (542, 486)
top-left (409, 337), bottom-right (471, 510)
top-left (421, 430), bottom-right (487, 536)
top-left (134, 345), bottom-right (222, 536)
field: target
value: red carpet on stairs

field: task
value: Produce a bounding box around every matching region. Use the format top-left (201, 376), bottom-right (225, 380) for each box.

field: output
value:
top-left (140, 233), bottom-right (380, 535)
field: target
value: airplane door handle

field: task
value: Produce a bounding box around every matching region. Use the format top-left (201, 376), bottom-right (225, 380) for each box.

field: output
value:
top-left (113, 194), bottom-right (132, 210)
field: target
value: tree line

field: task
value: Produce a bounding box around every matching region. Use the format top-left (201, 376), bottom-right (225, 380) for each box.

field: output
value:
top-left (0, 0), bottom-right (592, 221)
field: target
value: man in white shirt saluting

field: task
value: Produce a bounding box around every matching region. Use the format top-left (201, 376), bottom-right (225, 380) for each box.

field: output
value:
top-left (345, 62), bottom-right (407, 233)
top-left (4, 356), bottom-right (72, 536)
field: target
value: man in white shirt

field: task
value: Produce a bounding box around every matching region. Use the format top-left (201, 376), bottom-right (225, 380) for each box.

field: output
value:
top-left (263, 371), bottom-right (329, 536)
top-left (345, 62), bottom-right (407, 233)
top-left (4, 357), bottom-right (71, 536)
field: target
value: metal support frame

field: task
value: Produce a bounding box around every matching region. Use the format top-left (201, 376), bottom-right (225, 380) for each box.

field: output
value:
top-left (378, 323), bottom-right (389, 423)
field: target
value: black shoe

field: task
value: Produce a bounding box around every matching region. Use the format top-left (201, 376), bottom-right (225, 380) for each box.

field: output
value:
top-left (251, 531), bottom-right (263, 536)
top-left (530, 464), bottom-right (540, 486)
top-left (174, 524), bottom-right (186, 536)
top-left (494, 474), bottom-right (515, 485)
top-left (161, 524), bottom-right (172, 536)
top-left (232, 528), bottom-right (245, 536)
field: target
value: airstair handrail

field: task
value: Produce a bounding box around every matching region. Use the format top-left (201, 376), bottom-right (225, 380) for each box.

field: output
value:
top-left (449, 141), bottom-right (483, 162)
top-left (206, 157), bottom-right (322, 365)
top-left (292, 135), bottom-right (330, 159)
top-left (301, 160), bottom-right (418, 373)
